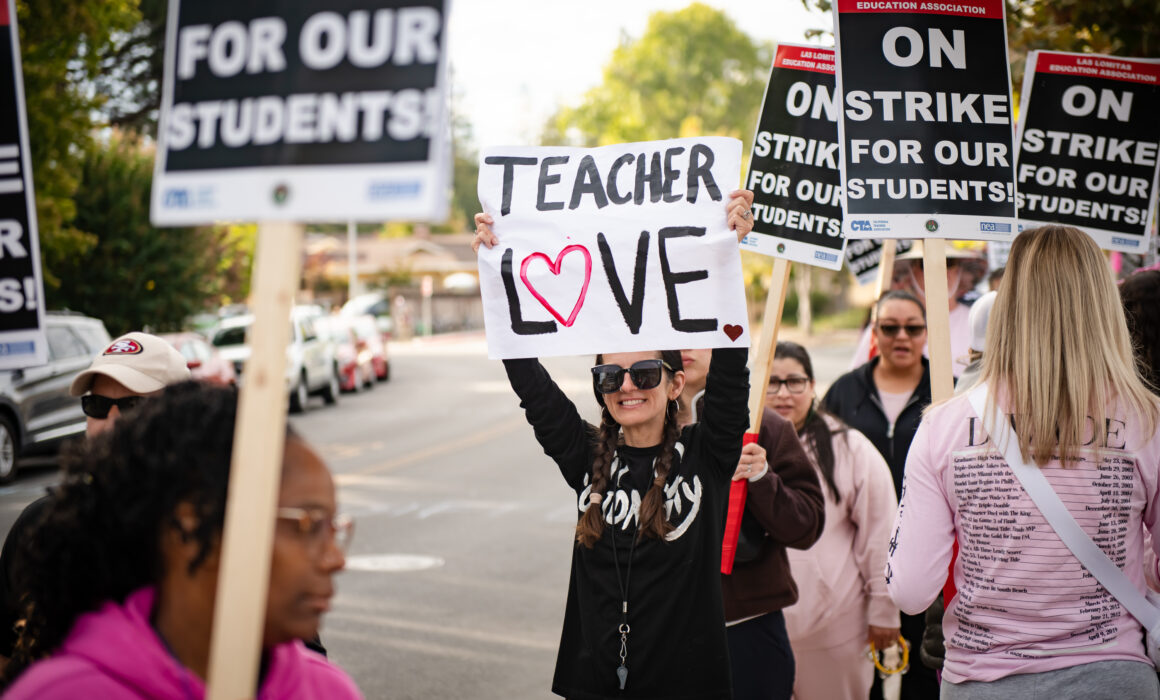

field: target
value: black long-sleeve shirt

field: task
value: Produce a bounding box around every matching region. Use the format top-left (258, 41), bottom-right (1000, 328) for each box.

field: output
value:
top-left (504, 347), bottom-right (749, 700)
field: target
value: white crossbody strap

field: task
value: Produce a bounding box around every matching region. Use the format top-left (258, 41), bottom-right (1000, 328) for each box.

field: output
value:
top-left (967, 384), bottom-right (1160, 636)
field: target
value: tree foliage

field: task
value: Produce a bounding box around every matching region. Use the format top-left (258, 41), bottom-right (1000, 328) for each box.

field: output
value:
top-left (16, 0), bottom-right (142, 293)
top-left (543, 4), bottom-right (772, 150)
top-left (53, 136), bottom-right (245, 335)
top-left (1006, 0), bottom-right (1160, 94)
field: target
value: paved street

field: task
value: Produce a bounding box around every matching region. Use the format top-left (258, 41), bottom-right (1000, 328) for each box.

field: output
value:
top-left (0, 330), bottom-right (856, 700)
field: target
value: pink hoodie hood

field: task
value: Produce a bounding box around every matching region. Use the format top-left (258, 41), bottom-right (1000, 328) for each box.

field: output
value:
top-left (5, 587), bottom-right (362, 700)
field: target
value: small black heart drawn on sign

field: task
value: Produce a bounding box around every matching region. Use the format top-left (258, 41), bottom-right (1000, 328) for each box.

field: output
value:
top-left (723, 324), bottom-right (743, 342)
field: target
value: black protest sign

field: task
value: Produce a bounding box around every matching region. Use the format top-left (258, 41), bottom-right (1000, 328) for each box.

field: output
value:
top-left (0, 1), bottom-right (46, 368)
top-left (834, 0), bottom-right (1017, 241)
top-left (741, 44), bottom-right (845, 270)
top-left (152, 0), bottom-right (451, 225)
top-left (1016, 51), bottom-right (1160, 253)
top-left (844, 238), bottom-right (913, 285)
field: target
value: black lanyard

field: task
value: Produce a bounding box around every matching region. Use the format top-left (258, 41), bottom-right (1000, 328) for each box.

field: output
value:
top-left (608, 455), bottom-right (643, 691)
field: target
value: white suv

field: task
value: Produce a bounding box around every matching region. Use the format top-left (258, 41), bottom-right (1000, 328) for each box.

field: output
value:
top-left (211, 310), bottom-right (339, 412)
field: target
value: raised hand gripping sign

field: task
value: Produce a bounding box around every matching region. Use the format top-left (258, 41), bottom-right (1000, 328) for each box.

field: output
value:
top-left (477, 137), bottom-right (750, 359)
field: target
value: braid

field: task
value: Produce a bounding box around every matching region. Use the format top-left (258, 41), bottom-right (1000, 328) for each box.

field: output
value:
top-left (638, 398), bottom-right (679, 541)
top-left (576, 406), bottom-right (619, 548)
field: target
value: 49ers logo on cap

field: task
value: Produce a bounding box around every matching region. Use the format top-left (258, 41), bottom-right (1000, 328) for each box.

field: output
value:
top-left (104, 339), bottom-right (143, 355)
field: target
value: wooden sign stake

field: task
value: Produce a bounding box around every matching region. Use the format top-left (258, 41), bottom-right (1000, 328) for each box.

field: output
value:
top-left (207, 221), bottom-right (304, 699)
top-left (747, 258), bottom-right (793, 429)
top-left (922, 238), bottom-right (954, 403)
top-left (723, 257), bottom-right (791, 574)
top-left (875, 241), bottom-right (896, 298)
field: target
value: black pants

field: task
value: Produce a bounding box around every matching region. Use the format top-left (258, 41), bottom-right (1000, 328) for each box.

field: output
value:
top-left (727, 611), bottom-right (795, 700)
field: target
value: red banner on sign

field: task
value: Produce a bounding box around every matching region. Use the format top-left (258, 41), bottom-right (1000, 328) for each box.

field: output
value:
top-left (1035, 51), bottom-right (1160, 86)
top-left (773, 44), bottom-right (836, 76)
top-left (0, 2), bottom-right (8, 27)
top-left (836, 0), bottom-right (1002, 19)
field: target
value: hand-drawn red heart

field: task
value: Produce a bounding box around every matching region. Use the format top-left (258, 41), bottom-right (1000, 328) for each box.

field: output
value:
top-left (723, 324), bottom-right (743, 341)
top-left (519, 245), bottom-right (592, 327)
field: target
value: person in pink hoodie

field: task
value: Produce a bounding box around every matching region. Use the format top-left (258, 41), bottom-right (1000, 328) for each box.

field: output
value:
top-left (887, 225), bottom-right (1160, 698)
top-left (768, 341), bottom-right (900, 700)
top-left (0, 381), bottom-right (362, 699)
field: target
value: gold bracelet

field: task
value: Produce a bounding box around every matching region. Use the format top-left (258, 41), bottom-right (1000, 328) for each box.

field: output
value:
top-left (866, 635), bottom-right (910, 676)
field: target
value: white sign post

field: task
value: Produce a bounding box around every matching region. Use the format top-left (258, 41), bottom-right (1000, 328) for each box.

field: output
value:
top-left (151, 3), bottom-right (451, 698)
top-left (477, 137), bottom-right (751, 359)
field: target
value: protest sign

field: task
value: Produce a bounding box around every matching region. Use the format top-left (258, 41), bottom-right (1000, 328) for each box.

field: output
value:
top-left (477, 137), bottom-right (750, 359)
top-left (0, 0), bottom-right (45, 368)
top-left (152, 0), bottom-right (451, 225)
top-left (1015, 51), bottom-right (1160, 253)
top-left (834, 0), bottom-right (1017, 242)
top-left (741, 44), bottom-right (845, 269)
top-left (845, 238), bottom-right (913, 285)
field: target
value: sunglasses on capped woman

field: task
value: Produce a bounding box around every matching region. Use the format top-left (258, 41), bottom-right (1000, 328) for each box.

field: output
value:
top-left (876, 323), bottom-right (927, 338)
top-left (81, 394), bottom-right (146, 419)
top-left (591, 359), bottom-right (675, 394)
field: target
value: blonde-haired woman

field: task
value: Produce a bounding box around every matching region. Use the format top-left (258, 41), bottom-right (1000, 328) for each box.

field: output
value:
top-left (887, 225), bottom-right (1160, 698)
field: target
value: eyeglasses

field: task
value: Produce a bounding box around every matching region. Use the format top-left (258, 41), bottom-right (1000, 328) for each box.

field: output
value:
top-left (277, 507), bottom-right (355, 553)
top-left (81, 394), bottom-right (145, 419)
top-left (591, 359), bottom-right (674, 394)
top-left (876, 323), bottom-right (927, 338)
top-left (765, 376), bottom-right (810, 395)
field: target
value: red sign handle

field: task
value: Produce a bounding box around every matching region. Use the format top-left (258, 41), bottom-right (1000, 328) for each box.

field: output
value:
top-left (721, 432), bottom-right (758, 574)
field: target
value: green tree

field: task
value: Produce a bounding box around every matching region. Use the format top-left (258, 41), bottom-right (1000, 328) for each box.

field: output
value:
top-left (543, 4), bottom-right (772, 150)
top-left (53, 136), bottom-right (238, 335)
top-left (16, 0), bottom-right (143, 294)
top-left (1006, 0), bottom-right (1159, 95)
top-left (448, 101), bottom-right (480, 232)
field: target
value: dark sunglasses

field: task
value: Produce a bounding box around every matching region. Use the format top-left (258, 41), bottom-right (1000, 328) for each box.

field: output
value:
top-left (876, 323), bottom-right (927, 338)
top-left (81, 394), bottom-right (145, 419)
top-left (591, 359), bottom-right (674, 394)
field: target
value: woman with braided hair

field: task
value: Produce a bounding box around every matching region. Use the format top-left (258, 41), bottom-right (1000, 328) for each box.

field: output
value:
top-left (477, 195), bottom-right (753, 699)
top-left (0, 381), bottom-right (361, 699)
top-left (505, 345), bottom-right (748, 700)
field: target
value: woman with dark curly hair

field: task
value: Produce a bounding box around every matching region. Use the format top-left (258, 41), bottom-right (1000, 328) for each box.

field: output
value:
top-left (1119, 269), bottom-right (1160, 396)
top-left (2, 381), bottom-right (361, 699)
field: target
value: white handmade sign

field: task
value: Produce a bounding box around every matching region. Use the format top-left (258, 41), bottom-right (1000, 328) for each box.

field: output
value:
top-left (477, 137), bottom-right (750, 359)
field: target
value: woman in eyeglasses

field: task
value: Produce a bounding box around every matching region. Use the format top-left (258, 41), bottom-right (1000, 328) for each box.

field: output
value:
top-left (474, 194), bottom-right (753, 700)
top-left (1, 382), bottom-right (361, 699)
top-left (768, 341), bottom-right (898, 700)
top-left (821, 289), bottom-right (936, 699)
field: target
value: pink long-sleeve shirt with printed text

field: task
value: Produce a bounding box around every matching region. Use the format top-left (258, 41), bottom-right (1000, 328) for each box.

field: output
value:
top-left (886, 393), bottom-right (1160, 684)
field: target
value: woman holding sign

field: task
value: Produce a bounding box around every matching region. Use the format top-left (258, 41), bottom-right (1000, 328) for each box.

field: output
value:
top-left (767, 341), bottom-right (899, 700)
top-left (678, 347), bottom-right (825, 700)
top-left (475, 193), bottom-right (754, 699)
top-left (822, 290), bottom-right (935, 699)
top-left (887, 226), bottom-right (1160, 697)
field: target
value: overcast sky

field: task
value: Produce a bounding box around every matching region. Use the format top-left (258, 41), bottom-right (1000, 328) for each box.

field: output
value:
top-left (446, 1), bottom-right (832, 148)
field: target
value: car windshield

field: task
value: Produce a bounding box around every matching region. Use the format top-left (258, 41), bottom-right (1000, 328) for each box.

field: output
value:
top-left (212, 325), bottom-right (248, 347)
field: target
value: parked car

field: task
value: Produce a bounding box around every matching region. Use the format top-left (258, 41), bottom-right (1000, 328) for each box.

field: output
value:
top-left (159, 332), bottom-right (237, 386)
top-left (0, 312), bottom-right (111, 482)
top-left (350, 314), bottom-right (390, 381)
top-left (314, 316), bottom-right (374, 393)
top-left (210, 310), bottom-right (339, 413)
top-left (341, 292), bottom-right (394, 337)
